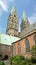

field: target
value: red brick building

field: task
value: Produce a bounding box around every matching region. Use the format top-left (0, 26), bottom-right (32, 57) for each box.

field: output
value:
top-left (0, 44), bottom-right (12, 57)
top-left (12, 30), bottom-right (36, 58)
top-left (0, 29), bottom-right (36, 58)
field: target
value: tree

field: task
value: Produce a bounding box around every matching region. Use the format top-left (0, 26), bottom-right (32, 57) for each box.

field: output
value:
top-left (0, 61), bottom-right (5, 65)
top-left (10, 55), bottom-right (26, 65)
top-left (0, 54), bottom-right (2, 61)
top-left (31, 45), bottom-right (36, 64)
top-left (31, 45), bottom-right (36, 59)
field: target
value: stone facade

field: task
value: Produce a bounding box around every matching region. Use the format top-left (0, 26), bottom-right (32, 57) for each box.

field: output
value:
top-left (6, 6), bottom-right (18, 37)
top-left (20, 22), bottom-right (36, 38)
top-left (21, 11), bottom-right (30, 31)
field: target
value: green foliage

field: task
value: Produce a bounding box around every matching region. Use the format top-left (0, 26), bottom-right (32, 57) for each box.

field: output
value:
top-left (31, 45), bottom-right (36, 58)
top-left (10, 55), bottom-right (25, 65)
top-left (31, 57), bottom-right (36, 64)
top-left (10, 45), bottom-right (36, 65)
top-left (0, 54), bottom-right (2, 61)
top-left (31, 45), bottom-right (36, 64)
top-left (10, 54), bottom-right (36, 65)
top-left (0, 61), bottom-right (5, 65)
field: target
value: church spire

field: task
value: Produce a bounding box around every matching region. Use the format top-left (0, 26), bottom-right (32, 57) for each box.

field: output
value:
top-left (21, 11), bottom-right (30, 31)
top-left (11, 6), bottom-right (16, 14)
top-left (22, 11), bottom-right (28, 21)
top-left (6, 6), bottom-right (18, 37)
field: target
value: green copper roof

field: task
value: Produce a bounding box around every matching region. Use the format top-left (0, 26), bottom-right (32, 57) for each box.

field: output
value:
top-left (22, 11), bottom-right (27, 21)
top-left (11, 6), bottom-right (16, 14)
top-left (0, 34), bottom-right (20, 45)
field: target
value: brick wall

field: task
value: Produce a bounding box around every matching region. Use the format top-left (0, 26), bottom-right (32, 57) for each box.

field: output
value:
top-left (12, 33), bottom-right (35, 58)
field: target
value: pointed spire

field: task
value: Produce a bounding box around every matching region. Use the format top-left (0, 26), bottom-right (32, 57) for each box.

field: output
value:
top-left (22, 11), bottom-right (28, 21)
top-left (11, 6), bottom-right (16, 14)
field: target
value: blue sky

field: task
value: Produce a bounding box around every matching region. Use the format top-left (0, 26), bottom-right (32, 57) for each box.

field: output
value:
top-left (0, 0), bottom-right (36, 33)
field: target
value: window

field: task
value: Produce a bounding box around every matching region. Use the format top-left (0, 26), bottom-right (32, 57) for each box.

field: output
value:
top-left (25, 38), bottom-right (30, 52)
top-left (7, 46), bottom-right (10, 51)
top-left (13, 44), bottom-right (16, 56)
top-left (34, 33), bottom-right (36, 45)
top-left (18, 43), bottom-right (21, 54)
top-left (14, 15), bottom-right (16, 17)
top-left (1, 45), bottom-right (5, 50)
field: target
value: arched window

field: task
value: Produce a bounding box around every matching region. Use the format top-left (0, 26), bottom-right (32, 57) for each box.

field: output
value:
top-left (34, 33), bottom-right (36, 45)
top-left (18, 43), bottom-right (21, 54)
top-left (25, 38), bottom-right (30, 52)
top-left (13, 44), bottom-right (16, 56)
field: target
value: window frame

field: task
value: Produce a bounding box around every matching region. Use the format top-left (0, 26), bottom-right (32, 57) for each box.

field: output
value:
top-left (25, 38), bottom-right (30, 52)
top-left (18, 43), bottom-right (21, 54)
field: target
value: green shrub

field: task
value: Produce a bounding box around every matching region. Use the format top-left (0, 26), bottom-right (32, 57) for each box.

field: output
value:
top-left (31, 57), bottom-right (36, 64)
top-left (0, 61), bottom-right (5, 65)
top-left (10, 55), bottom-right (25, 65)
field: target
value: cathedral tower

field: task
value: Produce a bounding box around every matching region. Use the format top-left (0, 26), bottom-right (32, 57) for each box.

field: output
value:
top-left (21, 11), bottom-right (30, 31)
top-left (6, 6), bottom-right (18, 37)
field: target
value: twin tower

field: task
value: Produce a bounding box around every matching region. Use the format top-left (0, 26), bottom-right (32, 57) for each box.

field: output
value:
top-left (6, 6), bottom-right (30, 37)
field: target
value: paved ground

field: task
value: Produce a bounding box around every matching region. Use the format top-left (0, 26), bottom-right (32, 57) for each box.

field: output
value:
top-left (4, 60), bottom-right (10, 65)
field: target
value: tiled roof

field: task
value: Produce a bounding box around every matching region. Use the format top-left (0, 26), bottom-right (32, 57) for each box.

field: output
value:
top-left (0, 34), bottom-right (20, 45)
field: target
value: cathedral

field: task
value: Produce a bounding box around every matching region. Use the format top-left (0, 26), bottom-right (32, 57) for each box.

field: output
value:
top-left (0, 6), bottom-right (36, 58)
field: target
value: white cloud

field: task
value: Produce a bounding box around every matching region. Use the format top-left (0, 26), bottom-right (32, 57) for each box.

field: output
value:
top-left (0, 0), bottom-right (15, 15)
top-left (0, 8), bottom-right (2, 16)
top-left (28, 5), bottom-right (36, 24)
top-left (28, 13), bottom-right (36, 24)
top-left (9, 0), bottom-right (15, 3)
top-left (0, 0), bottom-right (8, 12)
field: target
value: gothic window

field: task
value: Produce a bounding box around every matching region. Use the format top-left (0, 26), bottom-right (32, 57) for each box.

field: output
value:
top-left (14, 15), bottom-right (16, 17)
top-left (34, 33), bottom-right (36, 45)
top-left (18, 43), bottom-right (21, 54)
top-left (13, 44), bottom-right (16, 56)
top-left (25, 38), bottom-right (30, 52)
